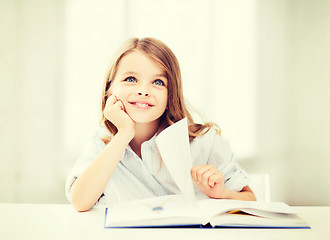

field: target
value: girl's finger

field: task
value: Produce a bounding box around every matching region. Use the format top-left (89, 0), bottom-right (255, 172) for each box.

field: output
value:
top-left (202, 169), bottom-right (217, 187)
top-left (117, 99), bottom-right (126, 111)
top-left (196, 165), bottom-right (212, 183)
top-left (114, 101), bottom-right (124, 111)
top-left (191, 165), bottom-right (205, 183)
top-left (190, 169), bottom-right (197, 183)
top-left (209, 173), bottom-right (224, 188)
top-left (106, 95), bottom-right (117, 107)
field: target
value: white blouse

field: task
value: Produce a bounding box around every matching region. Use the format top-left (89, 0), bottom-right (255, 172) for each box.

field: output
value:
top-left (65, 126), bottom-right (249, 206)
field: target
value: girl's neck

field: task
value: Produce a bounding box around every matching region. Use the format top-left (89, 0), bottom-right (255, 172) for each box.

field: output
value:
top-left (129, 120), bottom-right (161, 158)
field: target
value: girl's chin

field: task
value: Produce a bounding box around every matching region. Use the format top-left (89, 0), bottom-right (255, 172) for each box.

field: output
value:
top-left (129, 115), bottom-right (161, 125)
top-left (131, 118), bottom-right (159, 124)
top-left (126, 110), bottom-right (166, 125)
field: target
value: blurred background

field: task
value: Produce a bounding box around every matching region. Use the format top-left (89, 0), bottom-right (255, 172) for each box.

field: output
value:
top-left (1, 0), bottom-right (329, 206)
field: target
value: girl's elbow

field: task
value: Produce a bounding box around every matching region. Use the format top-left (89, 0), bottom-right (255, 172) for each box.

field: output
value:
top-left (241, 185), bottom-right (257, 201)
top-left (70, 193), bottom-right (93, 212)
top-left (76, 207), bottom-right (92, 212)
top-left (71, 199), bottom-right (93, 212)
top-left (248, 192), bottom-right (257, 201)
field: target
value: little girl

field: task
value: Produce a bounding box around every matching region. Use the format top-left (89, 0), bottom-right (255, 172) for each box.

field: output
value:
top-left (66, 37), bottom-right (256, 212)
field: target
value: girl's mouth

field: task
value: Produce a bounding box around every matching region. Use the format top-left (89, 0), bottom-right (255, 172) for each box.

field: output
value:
top-left (129, 101), bottom-right (154, 109)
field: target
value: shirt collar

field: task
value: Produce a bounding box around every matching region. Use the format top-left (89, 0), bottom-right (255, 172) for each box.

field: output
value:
top-left (125, 133), bottom-right (158, 157)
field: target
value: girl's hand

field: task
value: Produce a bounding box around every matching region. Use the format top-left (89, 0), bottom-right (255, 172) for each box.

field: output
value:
top-left (104, 95), bottom-right (135, 138)
top-left (191, 164), bottom-right (228, 199)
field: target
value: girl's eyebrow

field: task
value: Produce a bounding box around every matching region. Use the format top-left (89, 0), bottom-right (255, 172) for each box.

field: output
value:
top-left (121, 71), bottom-right (167, 79)
top-left (121, 71), bottom-right (139, 76)
top-left (154, 73), bottom-right (167, 79)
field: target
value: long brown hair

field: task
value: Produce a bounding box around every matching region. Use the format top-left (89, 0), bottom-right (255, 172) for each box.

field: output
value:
top-left (100, 37), bottom-right (220, 143)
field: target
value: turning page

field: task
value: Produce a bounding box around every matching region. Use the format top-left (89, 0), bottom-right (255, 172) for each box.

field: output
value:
top-left (155, 118), bottom-right (195, 201)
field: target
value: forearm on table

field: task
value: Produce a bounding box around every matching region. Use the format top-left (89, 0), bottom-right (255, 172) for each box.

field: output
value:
top-left (70, 131), bottom-right (132, 212)
top-left (223, 186), bottom-right (257, 201)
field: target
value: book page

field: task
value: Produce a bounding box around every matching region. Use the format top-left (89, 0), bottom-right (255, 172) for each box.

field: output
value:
top-left (105, 195), bottom-right (206, 227)
top-left (155, 118), bottom-right (195, 201)
top-left (209, 213), bottom-right (308, 228)
top-left (197, 199), bottom-right (298, 220)
top-left (196, 199), bottom-right (308, 228)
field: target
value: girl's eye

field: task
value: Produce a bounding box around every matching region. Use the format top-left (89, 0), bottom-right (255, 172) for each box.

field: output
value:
top-left (124, 76), bottom-right (137, 83)
top-left (153, 79), bottom-right (165, 86)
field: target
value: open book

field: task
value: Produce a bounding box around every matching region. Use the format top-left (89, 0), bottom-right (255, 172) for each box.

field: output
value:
top-left (104, 195), bottom-right (310, 229)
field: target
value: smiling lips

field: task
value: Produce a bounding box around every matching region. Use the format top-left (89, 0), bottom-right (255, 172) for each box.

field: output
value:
top-left (129, 101), bottom-right (154, 109)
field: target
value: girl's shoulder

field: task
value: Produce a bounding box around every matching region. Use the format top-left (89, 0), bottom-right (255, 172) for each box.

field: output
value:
top-left (91, 125), bottom-right (114, 146)
top-left (191, 126), bottom-right (231, 151)
top-left (191, 126), bottom-right (217, 147)
top-left (192, 126), bottom-right (221, 141)
top-left (190, 127), bottom-right (233, 163)
top-left (83, 127), bottom-right (108, 152)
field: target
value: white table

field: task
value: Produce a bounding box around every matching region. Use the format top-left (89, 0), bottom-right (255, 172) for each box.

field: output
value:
top-left (0, 203), bottom-right (329, 240)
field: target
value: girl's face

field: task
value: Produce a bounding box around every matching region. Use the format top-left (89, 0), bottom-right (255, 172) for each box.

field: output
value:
top-left (110, 50), bottom-right (168, 124)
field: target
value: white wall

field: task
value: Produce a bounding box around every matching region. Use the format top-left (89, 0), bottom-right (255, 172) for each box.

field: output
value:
top-left (243, 0), bottom-right (292, 203)
top-left (243, 0), bottom-right (330, 205)
top-left (286, 0), bottom-right (330, 205)
top-left (0, 0), bottom-right (66, 203)
top-left (1, 0), bottom-right (18, 202)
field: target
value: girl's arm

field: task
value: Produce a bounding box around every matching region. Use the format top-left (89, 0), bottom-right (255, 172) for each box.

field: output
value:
top-left (221, 185), bottom-right (256, 201)
top-left (191, 164), bottom-right (256, 201)
top-left (70, 130), bottom-right (132, 212)
top-left (70, 95), bottom-right (135, 212)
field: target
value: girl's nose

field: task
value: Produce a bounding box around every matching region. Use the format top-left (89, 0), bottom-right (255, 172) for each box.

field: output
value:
top-left (137, 83), bottom-right (150, 96)
top-left (138, 92), bottom-right (149, 97)
top-left (136, 82), bottom-right (150, 97)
